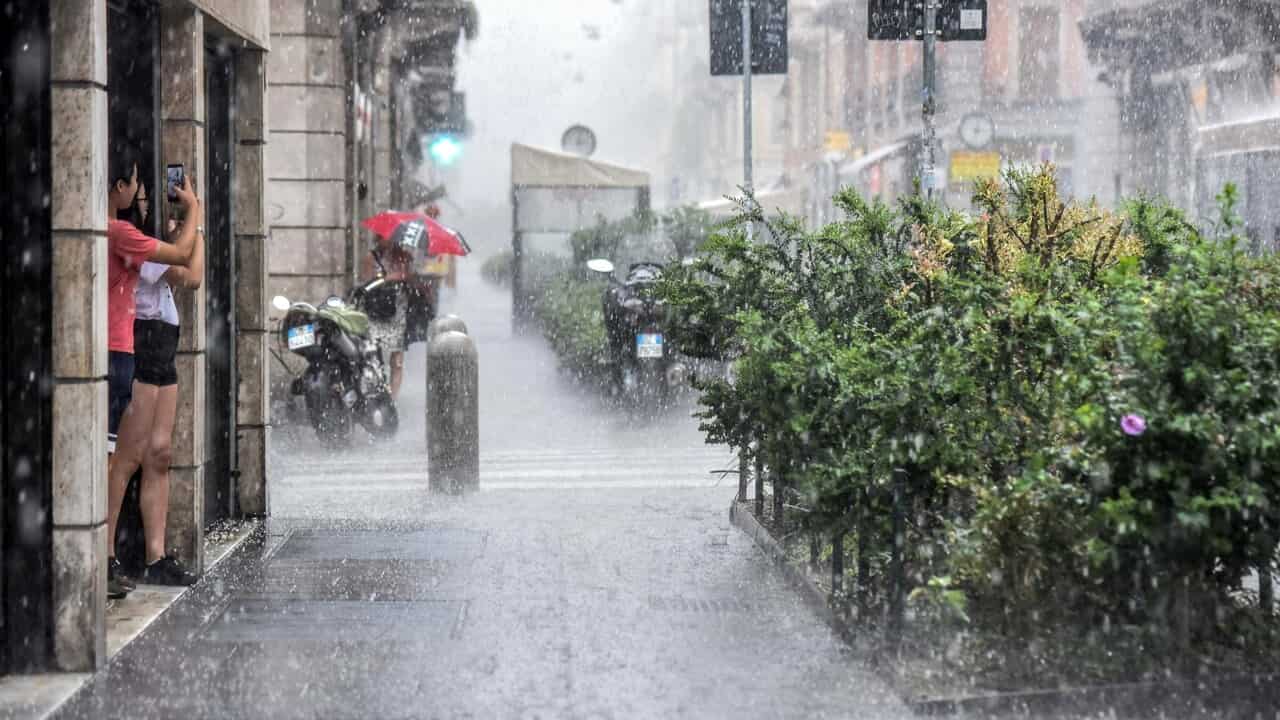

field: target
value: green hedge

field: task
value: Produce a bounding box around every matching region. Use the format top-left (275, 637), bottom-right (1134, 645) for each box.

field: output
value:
top-left (533, 271), bottom-right (609, 381)
top-left (659, 168), bottom-right (1280, 675)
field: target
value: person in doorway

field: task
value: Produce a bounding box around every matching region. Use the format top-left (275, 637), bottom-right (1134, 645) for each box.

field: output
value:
top-left (108, 183), bottom-right (203, 588)
top-left (105, 151), bottom-right (202, 598)
top-left (361, 231), bottom-right (413, 398)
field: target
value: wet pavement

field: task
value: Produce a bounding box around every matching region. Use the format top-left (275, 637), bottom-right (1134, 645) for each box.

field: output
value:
top-left (53, 262), bottom-right (911, 720)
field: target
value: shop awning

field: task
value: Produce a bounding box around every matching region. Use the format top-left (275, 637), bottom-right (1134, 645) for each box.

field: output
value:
top-left (837, 141), bottom-right (909, 182)
top-left (511, 143), bottom-right (650, 189)
top-left (698, 181), bottom-right (808, 218)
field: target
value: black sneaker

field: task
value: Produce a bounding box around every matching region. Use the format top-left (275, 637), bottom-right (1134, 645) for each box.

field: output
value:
top-left (107, 558), bottom-right (134, 599)
top-left (141, 555), bottom-right (198, 586)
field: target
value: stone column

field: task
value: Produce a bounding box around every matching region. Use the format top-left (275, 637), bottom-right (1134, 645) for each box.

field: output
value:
top-left (49, 0), bottom-right (109, 672)
top-left (235, 48), bottom-right (271, 516)
top-left (161, 5), bottom-right (207, 573)
top-left (372, 85), bottom-right (393, 214)
top-left (267, 0), bottom-right (349, 313)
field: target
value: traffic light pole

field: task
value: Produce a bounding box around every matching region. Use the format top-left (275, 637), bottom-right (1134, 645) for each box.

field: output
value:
top-left (922, 1), bottom-right (939, 199)
top-left (742, 0), bottom-right (754, 240)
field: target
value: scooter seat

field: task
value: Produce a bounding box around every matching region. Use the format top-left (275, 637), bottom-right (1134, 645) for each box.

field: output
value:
top-left (318, 306), bottom-right (370, 338)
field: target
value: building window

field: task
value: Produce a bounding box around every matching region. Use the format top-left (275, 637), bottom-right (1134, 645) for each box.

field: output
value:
top-left (1018, 6), bottom-right (1059, 100)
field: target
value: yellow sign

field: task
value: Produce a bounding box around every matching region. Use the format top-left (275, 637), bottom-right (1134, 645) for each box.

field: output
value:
top-left (950, 151), bottom-right (1001, 182)
top-left (824, 131), bottom-right (852, 152)
top-left (421, 257), bottom-right (451, 277)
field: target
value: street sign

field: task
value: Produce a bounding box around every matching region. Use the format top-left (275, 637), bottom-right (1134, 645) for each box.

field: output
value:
top-left (867, 0), bottom-right (987, 42)
top-left (939, 0), bottom-right (988, 42)
top-left (824, 130), bottom-right (852, 153)
top-left (868, 0), bottom-right (914, 41)
top-left (710, 0), bottom-right (788, 76)
top-left (950, 151), bottom-right (1001, 182)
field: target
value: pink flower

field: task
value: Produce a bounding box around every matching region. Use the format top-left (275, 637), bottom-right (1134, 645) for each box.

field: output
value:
top-left (1121, 414), bottom-right (1147, 437)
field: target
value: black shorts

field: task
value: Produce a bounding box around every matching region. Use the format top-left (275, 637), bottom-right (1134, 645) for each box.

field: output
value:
top-left (133, 319), bottom-right (179, 387)
top-left (108, 351), bottom-right (134, 453)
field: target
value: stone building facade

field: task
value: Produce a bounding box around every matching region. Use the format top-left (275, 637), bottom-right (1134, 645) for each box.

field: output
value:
top-left (657, 0), bottom-right (1114, 220)
top-left (1, 0), bottom-right (269, 675)
top-left (793, 0), bottom-right (1115, 218)
top-left (1082, 0), bottom-right (1280, 244)
top-left (1, 0), bottom-right (476, 676)
top-left (264, 0), bottom-right (475, 396)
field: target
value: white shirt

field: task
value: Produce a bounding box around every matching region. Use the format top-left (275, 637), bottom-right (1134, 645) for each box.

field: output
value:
top-left (135, 262), bottom-right (179, 326)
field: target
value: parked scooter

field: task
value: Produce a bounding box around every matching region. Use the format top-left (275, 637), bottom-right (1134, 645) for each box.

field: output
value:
top-left (271, 278), bottom-right (399, 443)
top-left (588, 258), bottom-right (689, 406)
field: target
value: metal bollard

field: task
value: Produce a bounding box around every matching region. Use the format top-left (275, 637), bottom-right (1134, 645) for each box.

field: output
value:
top-left (428, 314), bottom-right (468, 340)
top-left (427, 330), bottom-right (479, 493)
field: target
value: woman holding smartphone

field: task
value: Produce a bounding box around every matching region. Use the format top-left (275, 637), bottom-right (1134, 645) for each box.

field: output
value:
top-left (105, 153), bottom-right (202, 598)
top-left (110, 184), bottom-right (204, 587)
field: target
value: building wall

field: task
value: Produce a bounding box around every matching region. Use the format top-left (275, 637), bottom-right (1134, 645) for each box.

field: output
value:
top-left (795, 0), bottom-right (1107, 213)
top-left (49, 0), bottom-right (110, 672)
top-left (36, 0), bottom-right (272, 673)
top-left (160, 2), bottom-right (209, 576)
top-left (267, 0), bottom-right (350, 313)
top-left (193, 0), bottom-right (270, 49)
top-left (235, 48), bottom-right (271, 516)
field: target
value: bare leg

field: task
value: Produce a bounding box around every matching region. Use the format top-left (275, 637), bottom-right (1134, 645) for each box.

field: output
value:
top-left (106, 382), bottom-right (159, 560)
top-left (141, 384), bottom-right (178, 564)
top-left (390, 351), bottom-right (405, 398)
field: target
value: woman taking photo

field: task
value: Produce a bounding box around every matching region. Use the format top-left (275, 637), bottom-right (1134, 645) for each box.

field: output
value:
top-left (104, 153), bottom-right (202, 598)
top-left (109, 183), bottom-right (204, 588)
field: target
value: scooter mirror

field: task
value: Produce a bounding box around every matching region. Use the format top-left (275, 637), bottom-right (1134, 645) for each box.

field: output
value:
top-left (272, 295), bottom-right (292, 312)
top-left (586, 258), bottom-right (615, 275)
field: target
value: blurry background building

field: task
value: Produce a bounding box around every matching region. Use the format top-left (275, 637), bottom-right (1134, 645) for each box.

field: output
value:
top-left (1082, 0), bottom-right (1280, 251)
top-left (2, 0), bottom-right (271, 675)
top-left (658, 0), bottom-right (1121, 222)
top-left (265, 0), bottom-right (476, 397)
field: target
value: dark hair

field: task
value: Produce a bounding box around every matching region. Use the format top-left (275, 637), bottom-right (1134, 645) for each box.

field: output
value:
top-left (109, 145), bottom-right (142, 193)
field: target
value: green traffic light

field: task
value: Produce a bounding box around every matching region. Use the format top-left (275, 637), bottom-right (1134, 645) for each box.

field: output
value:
top-left (429, 135), bottom-right (462, 165)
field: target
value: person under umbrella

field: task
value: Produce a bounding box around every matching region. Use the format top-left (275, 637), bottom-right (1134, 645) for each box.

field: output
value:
top-left (360, 228), bottom-right (415, 398)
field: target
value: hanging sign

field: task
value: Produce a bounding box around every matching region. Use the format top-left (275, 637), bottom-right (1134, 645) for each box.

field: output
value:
top-left (868, 0), bottom-right (987, 42)
top-left (710, 0), bottom-right (789, 76)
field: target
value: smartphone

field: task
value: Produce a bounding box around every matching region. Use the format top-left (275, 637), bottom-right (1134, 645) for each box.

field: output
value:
top-left (166, 164), bottom-right (185, 202)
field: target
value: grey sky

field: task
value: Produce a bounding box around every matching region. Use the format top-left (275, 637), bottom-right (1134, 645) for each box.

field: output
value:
top-left (440, 1), bottom-right (688, 251)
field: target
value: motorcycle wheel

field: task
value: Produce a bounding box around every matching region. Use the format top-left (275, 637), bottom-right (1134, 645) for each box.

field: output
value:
top-left (307, 391), bottom-right (353, 445)
top-left (635, 363), bottom-right (668, 412)
top-left (362, 394), bottom-right (399, 439)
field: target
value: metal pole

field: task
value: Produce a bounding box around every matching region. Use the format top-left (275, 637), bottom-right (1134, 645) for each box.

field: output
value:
top-left (741, 0), bottom-right (754, 240)
top-left (921, 1), bottom-right (939, 200)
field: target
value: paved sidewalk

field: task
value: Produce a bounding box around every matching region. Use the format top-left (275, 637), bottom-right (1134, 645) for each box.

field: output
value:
top-left (51, 264), bottom-right (911, 719)
top-left (55, 488), bottom-right (911, 719)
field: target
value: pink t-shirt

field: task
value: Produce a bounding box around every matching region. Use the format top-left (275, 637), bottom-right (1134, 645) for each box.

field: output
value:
top-left (107, 219), bottom-right (158, 353)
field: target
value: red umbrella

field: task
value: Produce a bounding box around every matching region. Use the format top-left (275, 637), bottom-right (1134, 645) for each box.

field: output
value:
top-left (361, 211), bottom-right (470, 257)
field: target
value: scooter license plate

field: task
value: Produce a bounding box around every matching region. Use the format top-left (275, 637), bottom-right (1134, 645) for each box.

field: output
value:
top-left (288, 324), bottom-right (316, 350)
top-left (636, 333), bottom-right (664, 359)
